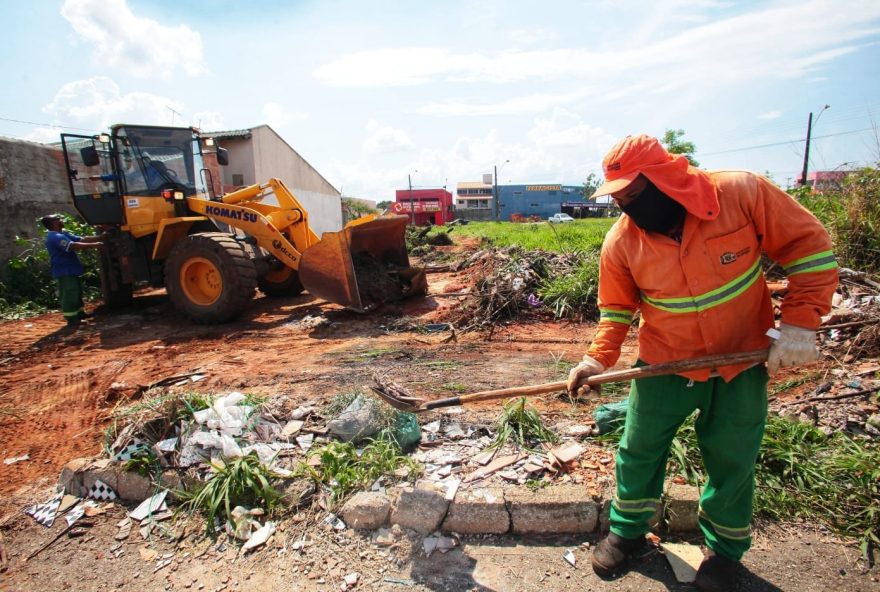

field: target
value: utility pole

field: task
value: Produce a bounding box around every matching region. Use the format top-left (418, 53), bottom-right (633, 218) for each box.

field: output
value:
top-left (493, 164), bottom-right (499, 221)
top-left (408, 173), bottom-right (414, 225)
top-left (799, 112), bottom-right (813, 187)
top-left (800, 105), bottom-right (830, 187)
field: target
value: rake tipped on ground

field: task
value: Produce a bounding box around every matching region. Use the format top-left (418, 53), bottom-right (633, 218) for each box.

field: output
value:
top-left (371, 349), bottom-right (769, 413)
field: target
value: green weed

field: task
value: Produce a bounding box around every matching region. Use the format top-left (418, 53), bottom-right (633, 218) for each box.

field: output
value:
top-left (417, 360), bottom-right (461, 370)
top-left (795, 166), bottom-right (880, 272)
top-left (491, 397), bottom-right (559, 451)
top-left (300, 433), bottom-right (419, 503)
top-left (0, 213), bottom-right (102, 318)
top-left (539, 254), bottom-right (601, 319)
top-left (769, 372), bottom-right (821, 396)
top-left (441, 382), bottom-right (468, 393)
top-left (180, 453), bottom-right (282, 534)
top-left (124, 450), bottom-right (160, 479)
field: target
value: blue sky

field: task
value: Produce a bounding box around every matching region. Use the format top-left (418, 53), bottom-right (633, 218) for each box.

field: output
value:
top-left (2, 0), bottom-right (879, 200)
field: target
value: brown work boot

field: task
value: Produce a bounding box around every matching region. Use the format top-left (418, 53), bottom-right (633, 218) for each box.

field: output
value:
top-left (590, 532), bottom-right (647, 577)
top-left (694, 551), bottom-right (739, 592)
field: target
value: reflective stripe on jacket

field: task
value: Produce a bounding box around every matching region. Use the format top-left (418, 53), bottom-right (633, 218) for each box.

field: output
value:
top-left (587, 171), bottom-right (838, 381)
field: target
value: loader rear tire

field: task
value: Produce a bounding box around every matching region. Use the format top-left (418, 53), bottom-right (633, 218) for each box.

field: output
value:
top-left (165, 233), bottom-right (257, 324)
top-left (98, 244), bottom-right (133, 309)
top-left (258, 267), bottom-right (304, 297)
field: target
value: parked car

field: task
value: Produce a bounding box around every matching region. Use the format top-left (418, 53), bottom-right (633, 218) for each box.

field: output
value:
top-left (548, 213), bottom-right (575, 223)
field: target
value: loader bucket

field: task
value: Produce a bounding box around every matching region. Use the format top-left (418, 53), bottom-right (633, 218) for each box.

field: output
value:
top-left (298, 215), bottom-right (427, 312)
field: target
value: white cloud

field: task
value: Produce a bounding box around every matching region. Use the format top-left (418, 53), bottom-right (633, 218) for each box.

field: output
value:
top-left (262, 102), bottom-right (307, 126)
top-left (330, 111), bottom-right (614, 200)
top-left (314, 0), bottom-right (880, 100)
top-left (192, 111), bottom-right (226, 131)
top-left (759, 110), bottom-right (782, 120)
top-left (61, 0), bottom-right (207, 79)
top-left (506, 27), bottom-right (560, 44)
top-left (415, 90), bottom-right (592, 117)
top-left (40, 77), bottom-right (186, 132)
top-left (362, 120), bottom-right (413, 154)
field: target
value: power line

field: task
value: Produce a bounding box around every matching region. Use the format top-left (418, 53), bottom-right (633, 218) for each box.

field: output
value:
top-left (700, 128), bottom-right (874, 157)
top-left (0, 115), bottom-right (98, 134)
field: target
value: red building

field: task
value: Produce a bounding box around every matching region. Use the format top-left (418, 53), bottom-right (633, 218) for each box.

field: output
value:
top-left (393, 188), bottom-right (455, 225)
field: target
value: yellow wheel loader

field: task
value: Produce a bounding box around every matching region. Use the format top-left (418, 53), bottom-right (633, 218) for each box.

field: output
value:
top-left (60, 124), bottom-right (426, 323)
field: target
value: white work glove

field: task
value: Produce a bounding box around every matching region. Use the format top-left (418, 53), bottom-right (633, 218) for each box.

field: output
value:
top-left (567, 355), bottom-right (606, 395)
top-left (767, 323), bottom-right (819, 376)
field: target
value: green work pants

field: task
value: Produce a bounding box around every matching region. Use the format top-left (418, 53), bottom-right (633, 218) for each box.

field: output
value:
top-left (609, 364), bottom-right (768, 560)
top-left (57, 275), bottom-right (84, 324)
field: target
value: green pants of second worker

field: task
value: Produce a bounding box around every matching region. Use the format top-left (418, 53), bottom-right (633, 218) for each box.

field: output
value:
top-left (609, 364), bottom-right (768, 560)
top-left (56, 275), bottom-right (84, 324)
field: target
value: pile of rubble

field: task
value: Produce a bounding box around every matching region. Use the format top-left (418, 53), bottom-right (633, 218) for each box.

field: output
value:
top-left (435, 246), bottom-right (594, 330)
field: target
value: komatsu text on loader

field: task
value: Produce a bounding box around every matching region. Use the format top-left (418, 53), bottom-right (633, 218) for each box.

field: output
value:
top-left (60, 124), bottom-right (426, 323)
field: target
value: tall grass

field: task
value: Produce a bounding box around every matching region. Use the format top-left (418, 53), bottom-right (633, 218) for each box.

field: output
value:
top-left (795, 166), bottom-right (880, 273)
top-left (455, 219), bottom-right (614, 253)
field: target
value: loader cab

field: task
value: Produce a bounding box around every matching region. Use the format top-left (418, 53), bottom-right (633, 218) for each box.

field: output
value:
top-left (60, 124), bottom-right (214, 226)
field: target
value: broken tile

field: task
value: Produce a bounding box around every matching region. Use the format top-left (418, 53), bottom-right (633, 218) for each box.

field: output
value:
top-left (3, 454), bottom-right (29, 465)
top-left (25, 492), bottom-right (63, 528)
top-left (296, 433), bottom-right (314, 451)
top-left (563, 549), bottom-right (576, 567)
top-left (57, 494), bottom-right (81, 515)
top-left (130, 491), bottom-right (168, 522)
top-left (282, 420), bottom-right (304, 437)
top-left (661, 543), bottom-right (704, 583)
top-left (242, 521), bottom-right (275, 553)
top-left (471, 450), bottom-right (496, 466)
top-left (549, 442), bottom-right (585, 464)
top-left (88, 479), bottom-right (118, 501)
top-left (465, 453), bottom-right (526, 482)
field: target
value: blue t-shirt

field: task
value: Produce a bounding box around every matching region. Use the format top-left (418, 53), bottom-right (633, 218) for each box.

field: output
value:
top-left (45, 230), bottom-right (84, 278)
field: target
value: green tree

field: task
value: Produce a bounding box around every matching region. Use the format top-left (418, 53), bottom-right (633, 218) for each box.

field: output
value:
top-left (341, 197), bottom-right (378, 223)
top-left (662, 129), bottom-right (700, 167)
top-left (376, 200), bottom-right (392, 211)
top-left (582, 172), bottom-right (603, 200)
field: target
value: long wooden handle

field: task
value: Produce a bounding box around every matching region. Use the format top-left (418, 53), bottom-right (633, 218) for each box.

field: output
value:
top-left (420, 349), bottom-right (768, 411)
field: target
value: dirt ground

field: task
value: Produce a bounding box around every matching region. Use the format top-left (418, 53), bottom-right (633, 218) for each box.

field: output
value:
top-left (0, 259), bottom-right (877, 591)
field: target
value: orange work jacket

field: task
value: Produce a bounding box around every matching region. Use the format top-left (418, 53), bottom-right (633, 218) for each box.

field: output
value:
top-left (587, 170), bottom-right (838, 381)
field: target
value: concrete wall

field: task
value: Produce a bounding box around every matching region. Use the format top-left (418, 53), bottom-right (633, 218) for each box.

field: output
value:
top-left (251, 126), bottom-right (343, 236)
top-left (221, 138), bottom-right (257, 187)
top-left (0, 137), bottom-right (75, 263)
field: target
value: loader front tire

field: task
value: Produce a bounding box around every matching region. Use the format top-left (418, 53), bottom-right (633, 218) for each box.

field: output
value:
top-left (165, 233), bottom-right (257, 324)
top-left (258, 266), bottom-right (304, 297)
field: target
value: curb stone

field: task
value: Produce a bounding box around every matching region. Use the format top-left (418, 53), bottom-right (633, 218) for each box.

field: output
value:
top-left (57, 459), bottom-right (703, 536)
top-left (441, 487), bottom-right (509, 534)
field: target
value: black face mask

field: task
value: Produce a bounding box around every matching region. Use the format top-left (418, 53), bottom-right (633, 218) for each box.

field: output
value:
top-left (621, 180), bottom-right (686, 234)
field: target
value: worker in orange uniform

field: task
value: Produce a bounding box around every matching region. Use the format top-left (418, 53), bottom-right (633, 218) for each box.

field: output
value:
top-left (567, 135), bottom-right (837, 591)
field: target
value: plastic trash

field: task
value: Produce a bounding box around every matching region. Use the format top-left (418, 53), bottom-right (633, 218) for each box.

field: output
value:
top-left (593, 398), bottom-right (630, 434)
top-left (389, 412), bottom-right (421, 450)
top-left (327, 395), bottom-right (385, 442)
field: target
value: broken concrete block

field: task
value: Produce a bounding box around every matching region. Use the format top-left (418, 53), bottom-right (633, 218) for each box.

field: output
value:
top-left (58, 457), bottom-right (91, 496)
top-left (389, 481), bottom-right (450, 534)
top-left (506, 485), bottom-right (598, 534)
top-left (340, 491), bottom-right (391, 530)
top-left (58, 458), bottom-right (155, 502)
top-left (115, 469), bottom-right (153, 501)
top-left (665, 483), bottom-right (701, 532)
top-left (441, 488), bottom-right (509, 534)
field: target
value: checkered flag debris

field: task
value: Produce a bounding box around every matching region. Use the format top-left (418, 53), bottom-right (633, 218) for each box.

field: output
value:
top-left (112, 439), bottom-right (150, 461)
top-left (65, 503), bottom-right (86, 527)
top-left (88, 479), bottom-right (118, 501)
top-left (25, 492), bottom-right (63, 528)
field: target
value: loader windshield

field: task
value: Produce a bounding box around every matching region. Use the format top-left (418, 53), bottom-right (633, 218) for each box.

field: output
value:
top-left (113, 126), bottom-right (207, 197)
